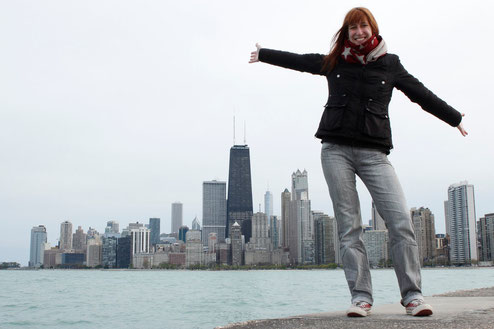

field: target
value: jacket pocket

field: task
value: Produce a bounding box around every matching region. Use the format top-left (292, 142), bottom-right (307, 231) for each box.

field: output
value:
top-left (321, 94), bottom-right (348, 131)
top-left (363, 99), bottom-right (391, 138)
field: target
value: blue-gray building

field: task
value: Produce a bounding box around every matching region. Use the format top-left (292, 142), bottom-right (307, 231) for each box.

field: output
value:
top-left (202, 180), bottom-right (227, 246)
top-left (29, 225), bottom-right (47, 268)
top-left (149, 218), bottom-right (161, 247)
top-left (102, 236), bottom-right (118, 268)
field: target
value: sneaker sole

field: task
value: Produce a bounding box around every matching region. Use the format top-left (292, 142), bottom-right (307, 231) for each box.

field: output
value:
top-left (346, 310), bottom-right (371, 317)
top-left (406, 304), bottom-right (433, 316)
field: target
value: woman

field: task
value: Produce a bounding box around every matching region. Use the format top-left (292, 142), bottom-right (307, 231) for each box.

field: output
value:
top-left (249, 7), bottom-right (467, 317)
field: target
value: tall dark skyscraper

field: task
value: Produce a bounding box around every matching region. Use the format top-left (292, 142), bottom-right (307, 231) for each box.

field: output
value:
top-left (149, 218), bottom-right (161, 246)
top-left (226, 145), bottom-right (253, 242)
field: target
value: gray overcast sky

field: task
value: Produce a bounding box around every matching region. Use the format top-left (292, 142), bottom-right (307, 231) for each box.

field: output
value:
top-left (2, 0), bottom-right (493, 265)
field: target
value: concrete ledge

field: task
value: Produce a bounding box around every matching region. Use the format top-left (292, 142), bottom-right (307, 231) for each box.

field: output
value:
top-left (217, 287), bottom-right (494, 329)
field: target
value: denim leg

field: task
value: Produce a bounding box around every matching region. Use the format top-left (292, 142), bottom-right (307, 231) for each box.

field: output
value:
top-left (354, 148), bottom-right (423, 306)
top-left (321, 143), bottom-right (373, 305)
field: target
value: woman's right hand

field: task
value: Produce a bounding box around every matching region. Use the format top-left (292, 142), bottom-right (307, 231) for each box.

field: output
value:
top-left (249, 43), bottom-right (261, 63)
top-left (457, 113), bottom-right (468, 136)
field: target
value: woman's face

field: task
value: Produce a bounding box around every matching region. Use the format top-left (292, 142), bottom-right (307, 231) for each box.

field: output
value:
top-left (348, 20), bottom-right (373, 46)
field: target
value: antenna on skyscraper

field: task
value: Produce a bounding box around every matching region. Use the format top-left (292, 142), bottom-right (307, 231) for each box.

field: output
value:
top-left (233, 115), bottom-right (236, 145)
top-left (259, 203), bottom-right (261, 212)
top-left (244, 120), bottom-right (247, 145)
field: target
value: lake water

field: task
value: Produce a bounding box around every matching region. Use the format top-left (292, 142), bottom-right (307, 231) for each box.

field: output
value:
top-left (1, 268), bottom-right (494, 329)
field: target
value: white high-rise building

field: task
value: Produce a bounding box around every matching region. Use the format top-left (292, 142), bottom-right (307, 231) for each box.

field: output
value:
top-left (264, 190), bottom-right (273, 219)
top-left (202, 181), bottom-right (227, 245)
top-left (29, 225), bottom-right (47, 267)
top-left (171, 202), bottom-right (183, 234)
top-left (445, 181), bottom-right (477, 264)
top-left (289, 169), bottom-right (314, 264)
top-left (128, 223), bottom-right (150, 255)
top-left (59, 221), bottom-right (73, 251)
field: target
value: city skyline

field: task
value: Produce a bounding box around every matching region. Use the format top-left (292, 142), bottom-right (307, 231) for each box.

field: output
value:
top-left (2, 1), bottom-right (493, 266)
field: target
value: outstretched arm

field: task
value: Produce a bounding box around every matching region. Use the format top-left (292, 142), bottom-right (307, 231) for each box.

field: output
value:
top-left (248, 43), bottom-right (325, 75)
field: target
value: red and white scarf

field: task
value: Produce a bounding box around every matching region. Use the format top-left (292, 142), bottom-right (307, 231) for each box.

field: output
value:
top-left (341, 35), bottom-right (387, 64)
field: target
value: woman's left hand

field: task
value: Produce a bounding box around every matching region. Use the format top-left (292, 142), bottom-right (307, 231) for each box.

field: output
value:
top-left (457, 113), bottom-right (468, 136)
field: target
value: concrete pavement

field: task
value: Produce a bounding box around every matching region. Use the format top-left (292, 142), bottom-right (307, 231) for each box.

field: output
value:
top-left (217, 287), bottom-right (494, 329)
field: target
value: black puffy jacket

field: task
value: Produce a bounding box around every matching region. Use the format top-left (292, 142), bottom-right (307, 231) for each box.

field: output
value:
top-left (258, 48), bottom-right (462, 153)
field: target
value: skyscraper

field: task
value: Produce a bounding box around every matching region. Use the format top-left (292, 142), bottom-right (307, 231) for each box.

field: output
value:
top-left (29, 225), bottom-right (47, 268)
top-left (72, 226), bottom-right (87, 252)
top-left (264, 190), bottom-right (273, 219)
top-left (445, 181), bottom-right (477, 264)
top-left (202, 180), bottom-right (227, 245)
top-left (129, 223), bottom-right (150, 256)
top-left (281, 189), bottom-right (291, 249)
top-left (105, 221), bottom-right (120, 235)
top-left (313, 212), bottom-right (336, 265)
top-left (149, 218), bottom-right (161, 246)
top-left (226, 145), bottom-right (253, 242)
top-left (171, 202), bottom-right (183, 234)
top-left (289, 169), bottom-right (314, 264)
top-left (478, 213), bottom-right (494, 262)
top-left (60, 221), bottom-right (73, 251)
top-left (411, 207), bottom-right (436, 265)
top-left (192, 217), bottom-right (201, 231)
top-left (231, 222), bottom-right (243, 266)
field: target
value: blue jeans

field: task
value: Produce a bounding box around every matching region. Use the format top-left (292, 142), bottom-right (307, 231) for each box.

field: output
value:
top-left (320, 142), bottom-right (423, 306)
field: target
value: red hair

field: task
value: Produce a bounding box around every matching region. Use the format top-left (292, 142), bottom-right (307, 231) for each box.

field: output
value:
top-left (322, 7), bottom-right (379, 73)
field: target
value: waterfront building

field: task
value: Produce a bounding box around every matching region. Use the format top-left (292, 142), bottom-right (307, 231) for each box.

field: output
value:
top-left (411, 207), bottom-right (436, 265)
top-left (371, 201), bottom-right (386, 230)
top-left (179, 225), bottom-right (189, 243)
top-left (185, 230), bottom-right (202, 267)
top-left (171, 202), bottom-right (183, 234)
top-left (192, 217), bottom-right (201, 231)
top-left (72, 226), bottom-right (87, 252)
top-left (270, 215), bottom-right (280, 249)
top-left (435, 234), bottom-right (449, 265)
top-left (288, 170), bottom-right (314, 264)
top-left (445, 181), bottom-right (478, 264)
top-left (149, 218), bottom-right (161, 247)
top-left (226, 145), bottom-right (253, 243)
top-left (363, 230), bottom-right (389, 267)
top-left (59, 221), bottom-right (73, 251)
top-left (129, 224), bottom-right (150, 256)
top-left (102, 236), bottom-right (118, 268)
top-left (218, 241), bottom-right (231, 265)
top-left (230, 222), bottom-right (243, 266)
top-left (208, 232), bottom-right (218, 254)
top-left (29, 225), bottom-right (47, 268)
top-left (313, 212), bottom-right (336, 264)
top-left (245, 212), bottom-right (272, 265)
top-left (202, 180), bottom-right (227, 245)
top-left (86, 238), bottom-right (102, 267)
top-left (61, 253), bottom-right (85, 266)
top-left (281, 189), bottom-right (291, 249)
top-left (116, 235), bottom-right (131, 268)
top-left (478, 213), bottom-right (494, 262)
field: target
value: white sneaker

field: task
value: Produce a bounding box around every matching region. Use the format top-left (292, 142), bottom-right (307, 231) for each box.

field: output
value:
top-left (346, 301), bottom-right (372, 317)
top-left (405, 299), bottom-right (433, 316)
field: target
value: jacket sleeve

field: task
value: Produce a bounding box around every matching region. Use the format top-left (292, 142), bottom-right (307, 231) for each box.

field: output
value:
top-left (393, 57), bottom-right (462, 127)
top-left (258, 48), bottom-right (325, 76)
